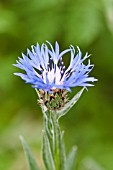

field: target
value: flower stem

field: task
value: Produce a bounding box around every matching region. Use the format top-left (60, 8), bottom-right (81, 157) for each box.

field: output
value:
top-left (42, 109), bottom-right (66, 170)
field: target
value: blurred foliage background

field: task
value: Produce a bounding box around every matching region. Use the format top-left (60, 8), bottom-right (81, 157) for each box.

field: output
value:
top-left (0, 0), bottom-right (113, 169)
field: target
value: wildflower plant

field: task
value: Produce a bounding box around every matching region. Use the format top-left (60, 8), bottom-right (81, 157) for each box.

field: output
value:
top-left (14, 41), bottom-right (97, 170)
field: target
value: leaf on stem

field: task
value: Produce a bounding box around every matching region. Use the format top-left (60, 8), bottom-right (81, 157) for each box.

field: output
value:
top-left (51, 112), bottom-right (66, 170)
top-left (65, 146), bottom-right (77, 170)
top-left (57, 88), bottom-right (84, 119)
top-left (20, 136), bottom-right (40, 170)
top-left (42, 131), bottom-right (56, 170)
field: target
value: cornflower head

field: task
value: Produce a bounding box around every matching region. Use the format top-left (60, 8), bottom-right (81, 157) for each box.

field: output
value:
top-left (13, 41), bottom-right (97, 110)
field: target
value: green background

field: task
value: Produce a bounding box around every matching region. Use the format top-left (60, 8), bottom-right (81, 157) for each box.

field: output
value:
top-left (0, 0), bottom-right (113, 169)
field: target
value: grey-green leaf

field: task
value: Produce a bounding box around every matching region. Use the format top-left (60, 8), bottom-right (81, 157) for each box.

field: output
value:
top-left (51, 112), bottom-right (66, 170)
top-left (42, 131), bottom-right (56, 170)
top-left (20, 136), bottom-right (40, 170)
top-left (57, 88), bottom-right (84, 119)
top-left (65, 146), bottom-right (77, 170)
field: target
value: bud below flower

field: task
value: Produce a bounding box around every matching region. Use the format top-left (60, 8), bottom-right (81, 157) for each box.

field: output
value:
top-left (38, 89), bottom-right (68, 111)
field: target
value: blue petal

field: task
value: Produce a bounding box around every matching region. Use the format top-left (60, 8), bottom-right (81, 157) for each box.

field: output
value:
top-left (13, 41), bottom-right (97, 92)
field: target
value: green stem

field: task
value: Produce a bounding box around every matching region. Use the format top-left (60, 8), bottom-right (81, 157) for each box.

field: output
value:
top-left (51, 111), bottom-right (66, 170)
top-left (42, 109), bottom-right (66, 170)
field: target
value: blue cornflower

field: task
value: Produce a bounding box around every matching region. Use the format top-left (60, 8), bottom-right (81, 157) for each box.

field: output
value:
top-left (13, 41), bottom-right (97, 92)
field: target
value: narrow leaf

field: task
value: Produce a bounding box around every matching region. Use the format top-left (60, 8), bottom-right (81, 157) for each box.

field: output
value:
top-left (57, 88), bottom-right (84, 119)
top-left (65, 146), bottom-right (77, 170)
top-left (58, 131), bottom-right (66, 170)
top-left (42, 131), bottom-right (56, 170)
top-left (51, 112), bottom-right (66, 170)
top-left (20, 136), bottom-right (40, 170)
